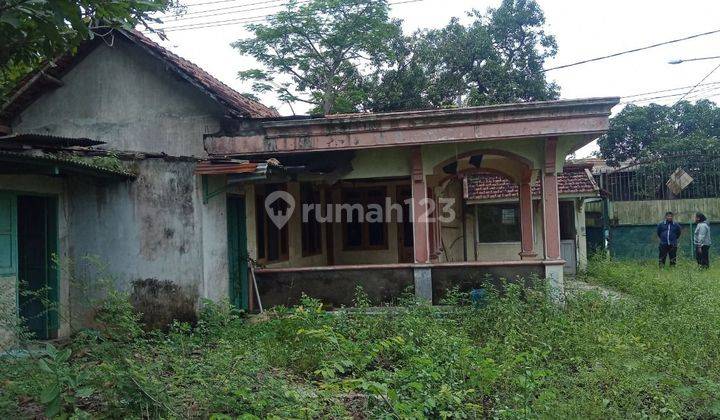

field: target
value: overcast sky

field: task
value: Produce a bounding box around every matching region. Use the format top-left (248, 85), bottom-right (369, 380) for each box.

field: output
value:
top-left (149, 0), bottom-right (720, 157)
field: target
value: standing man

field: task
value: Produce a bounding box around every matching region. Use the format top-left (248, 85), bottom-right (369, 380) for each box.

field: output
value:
top-left (657, 211), bottom-right (681, 267)
top-left (694, 212), bottom-right (711, 269)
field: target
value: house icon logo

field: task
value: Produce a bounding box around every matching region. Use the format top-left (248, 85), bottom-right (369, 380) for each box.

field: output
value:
top-left (264, 190), bottom-right (295, 228)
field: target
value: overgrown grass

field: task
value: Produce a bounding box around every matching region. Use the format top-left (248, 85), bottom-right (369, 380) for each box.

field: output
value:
top-left (2, 259), bottom-right (720, 418)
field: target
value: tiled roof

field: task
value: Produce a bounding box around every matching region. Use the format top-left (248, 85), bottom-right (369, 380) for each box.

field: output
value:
top-left (124, 30), bottom-right (278, 118)
top-left (1, 29), bottom-right (277, 123)
top-left (465, 165), bottom-right (599, 201)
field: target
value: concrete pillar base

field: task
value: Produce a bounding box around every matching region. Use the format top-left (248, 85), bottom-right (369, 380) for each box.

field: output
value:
top-left (413, 266), bottom-right (432, 302)
top-left (519, 251), bottom-right (538, 260)
top-left (544, 263), bottom-right (565, 305)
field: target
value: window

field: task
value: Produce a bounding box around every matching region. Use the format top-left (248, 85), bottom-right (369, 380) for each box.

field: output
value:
top-left (559, 201), bottom-right (576, 240)
top-left (341, 187), bottom-right (388, 250)
top-left (476, 203), bottom-right (521, 243)
top-left (255, 184), bottom-right (289, 262)
top-left (301, 183), bottom-right (322, 256)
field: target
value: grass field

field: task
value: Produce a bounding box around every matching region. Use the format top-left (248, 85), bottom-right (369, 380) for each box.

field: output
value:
top-left (2, 259), bottom-right (720, 418)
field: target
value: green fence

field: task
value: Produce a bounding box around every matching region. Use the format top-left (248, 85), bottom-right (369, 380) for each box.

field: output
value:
top-left (604, 223), bottom-right (718, 261)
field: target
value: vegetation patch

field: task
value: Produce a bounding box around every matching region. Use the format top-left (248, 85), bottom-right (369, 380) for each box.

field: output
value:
top-left (3, 259), bottom-right (720, 418)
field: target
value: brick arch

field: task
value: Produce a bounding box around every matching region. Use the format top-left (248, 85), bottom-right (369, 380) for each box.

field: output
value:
top-left (432, 148), bottom-right (533, 184)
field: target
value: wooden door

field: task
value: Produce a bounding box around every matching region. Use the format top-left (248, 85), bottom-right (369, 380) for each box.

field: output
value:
top-left (227, 195), bottom-right (249, 310)
top-left (18, 195), bottom-right (58, 340)
top-left (396, 186), bottom-right (414, 263)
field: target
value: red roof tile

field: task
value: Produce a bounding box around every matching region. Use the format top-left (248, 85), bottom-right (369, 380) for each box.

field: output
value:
top-left (465, 166), bottom-right (599, 201)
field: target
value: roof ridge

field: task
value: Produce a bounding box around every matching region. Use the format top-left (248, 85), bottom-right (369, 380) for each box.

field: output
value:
top-left (121, 29), bottom-right (278, 118)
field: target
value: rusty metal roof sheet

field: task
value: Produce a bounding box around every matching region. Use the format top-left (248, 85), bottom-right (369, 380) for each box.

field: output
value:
top-left (0, 133), bottom-right (105, 148)
top-left (0, 150), bottom-right (135, 179)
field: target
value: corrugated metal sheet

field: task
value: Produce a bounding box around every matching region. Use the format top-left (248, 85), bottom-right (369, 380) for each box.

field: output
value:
top-left (0, 133), bottom-right (104, 147)
top-left (0, 150), bottom-right (135, 179)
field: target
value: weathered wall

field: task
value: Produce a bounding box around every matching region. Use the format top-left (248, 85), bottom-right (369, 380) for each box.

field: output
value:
top-left (590, 198), bottom-right (720, 261)
top-left (12, 37), bottom-right (223, 157)
top-left (0, 176), bottom-right (71, 343)
top-left (431, 264), bottom-right (545, 304)
top-left (66, 160), bottom-right (212, 326)
top-left (255, 267), bottom-right (415, 308)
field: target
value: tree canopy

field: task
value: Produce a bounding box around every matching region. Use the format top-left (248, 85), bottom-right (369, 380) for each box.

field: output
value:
top-left (0, 0), bottom-right (177, 101)
top-left (599, 100), bottom-right (720, 165)
top-left (233, 0), bottom-right (401, 115)
top-left (235, 0), bottom-right (559, 115)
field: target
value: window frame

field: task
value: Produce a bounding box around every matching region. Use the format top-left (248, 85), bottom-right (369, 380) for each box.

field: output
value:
top-left (341, 186), bottom-right (389, 251)
top-left (255, 184), bottom-right (289, 264)
top-left (300, 183), bottom-right (323, 257)
top-left (475, 202), bottom-right (522, 243)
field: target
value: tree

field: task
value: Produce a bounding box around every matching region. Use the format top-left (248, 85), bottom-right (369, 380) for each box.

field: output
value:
top-left (599, 100), bottom-right (720, 165)
top-left (362, 0), bottom-right (559, 111)
top-left (234, 0), bottom-right (401, 115)
top-left (0, 0), bottom-right (178, 100)
top-left (236, 0), bottom-right (558, 114)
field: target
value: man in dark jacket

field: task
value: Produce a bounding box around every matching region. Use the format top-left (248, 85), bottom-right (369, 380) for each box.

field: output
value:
top-left (657, 211), bottom-right (682, 267)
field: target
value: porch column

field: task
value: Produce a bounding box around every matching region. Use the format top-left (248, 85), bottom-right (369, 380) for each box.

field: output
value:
top-left (542, 137), bottom-right (561, 260)
top-left (519, 170), bottom-right (536, 259)
top-left (410, 146), bottom-right (432, 301)
top-left (411, 146), bottom-right (430, 263)
top-left (541, 137), bottom-right (564, 303)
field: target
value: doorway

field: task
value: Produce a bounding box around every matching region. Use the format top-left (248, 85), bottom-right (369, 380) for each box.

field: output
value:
top-left (396, 186), bottom-right (414, 263)
top-left (227, 195), bottom-right (249, 310)
top-left (559, 201), bottom-right (577, 275)
top-left (17, 195), bottom-right (59, 340)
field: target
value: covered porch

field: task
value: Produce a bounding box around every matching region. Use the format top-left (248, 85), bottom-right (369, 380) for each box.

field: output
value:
top-left (202, 98), bottom-right (618, 308)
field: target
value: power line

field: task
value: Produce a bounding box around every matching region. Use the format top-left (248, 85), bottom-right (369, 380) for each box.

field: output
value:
top-left (156, 0), bottom-right (424, 32)
top-left (163, 0), bottom-right (289, 21)
top-left (673, 61), bottom-right (720, 105)
top-left (621, 85), bottom-right (720, 104)
top-left (544, 28), bottom-right (720, 72)
top-left (176, 0), bottom-right (280, 8)
top-left (620, 81), bottom-right (720, 100)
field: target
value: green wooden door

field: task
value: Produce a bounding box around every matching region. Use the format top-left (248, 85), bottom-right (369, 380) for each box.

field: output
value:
top-left (17, 196), bottom-right (58, 340)
top-left (0, 193), bottom-right (17, 278)
top-left (227, 196), bottom-right (249, 310)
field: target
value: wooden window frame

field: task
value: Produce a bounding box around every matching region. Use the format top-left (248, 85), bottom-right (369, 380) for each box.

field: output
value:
top-left (255, 184), bottom-right (289, 264)
top-left (475, 202), bottom-right (522, 243)
top-left (300, 183), bottom-right (323, 257)
top-left (341, 186), bottom-right (389, 251)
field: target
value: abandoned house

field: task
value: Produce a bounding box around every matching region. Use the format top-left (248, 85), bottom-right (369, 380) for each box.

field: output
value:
top-left (0, 28), bottom-right (619, 344)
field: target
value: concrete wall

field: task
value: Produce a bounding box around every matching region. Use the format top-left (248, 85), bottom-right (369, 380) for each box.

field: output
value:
top-left (66, 159), bottom-right (225, 326)
top-left (0, 176), bottom-right (71, 345)
top-left (12, 37), bottom-right (223, 157)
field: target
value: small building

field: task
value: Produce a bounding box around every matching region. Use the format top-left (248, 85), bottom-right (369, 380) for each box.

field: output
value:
top-left (0, 27), bottom-right (619, 345)
top-left (463, 164), bottom-right (600, 274)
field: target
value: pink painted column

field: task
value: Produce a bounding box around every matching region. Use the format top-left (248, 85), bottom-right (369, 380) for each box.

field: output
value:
top-left (542, 137), bottom-right (562, 260)
top-left (411, 146), bottom-right (430, 263)
top-left (518, 170), bottom-right (537, 259)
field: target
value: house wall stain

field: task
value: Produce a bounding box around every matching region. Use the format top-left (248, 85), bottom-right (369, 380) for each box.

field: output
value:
top-left (130, 278), bottom-right (198, 331)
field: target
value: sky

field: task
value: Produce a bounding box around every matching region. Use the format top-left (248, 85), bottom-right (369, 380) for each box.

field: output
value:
top-left (148, 0), bottom-right (720, 157)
